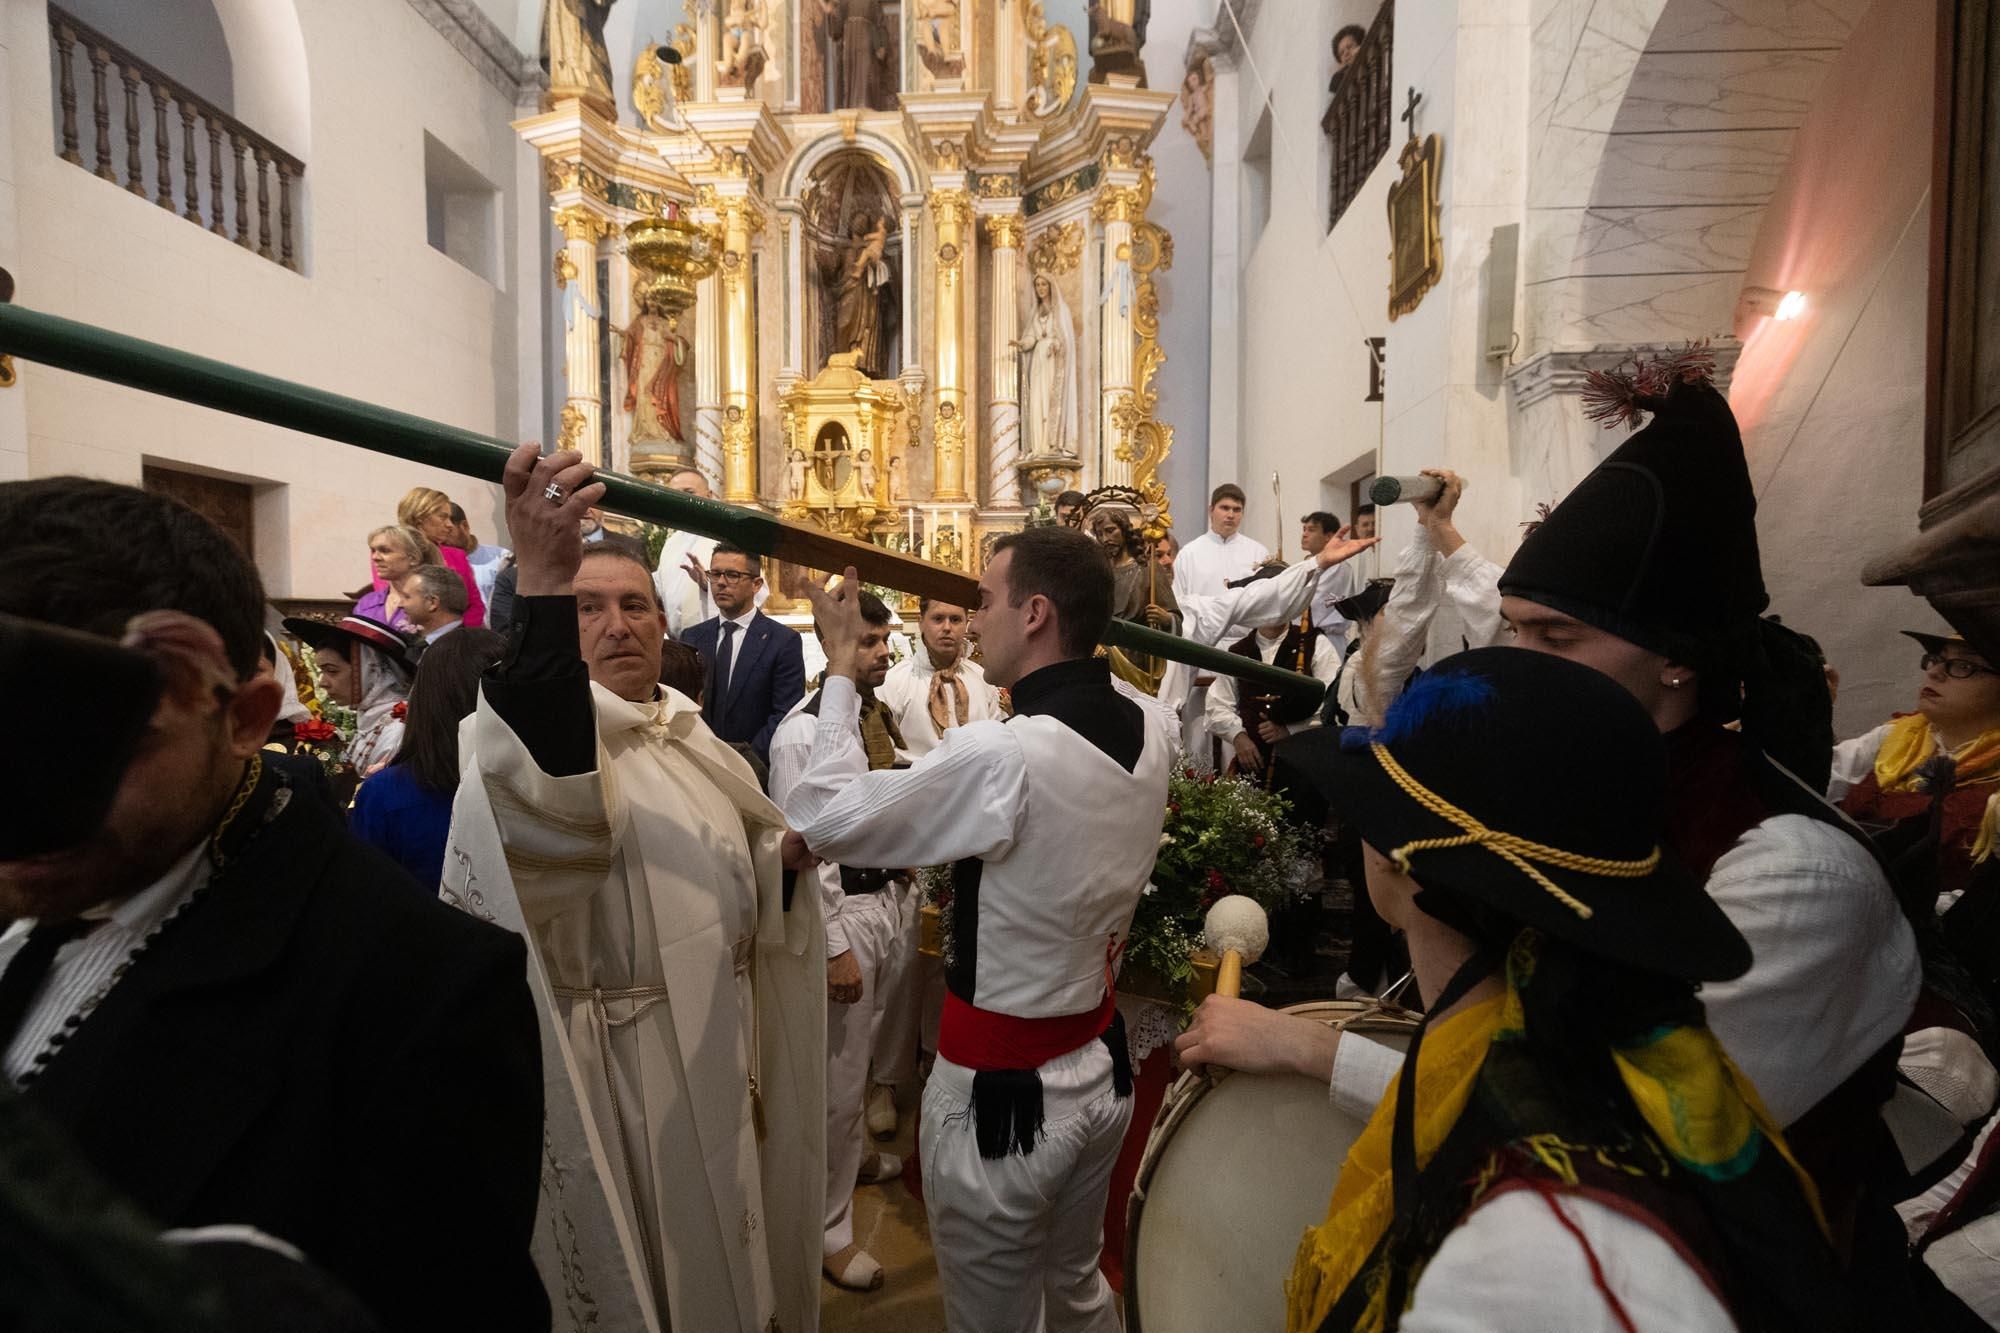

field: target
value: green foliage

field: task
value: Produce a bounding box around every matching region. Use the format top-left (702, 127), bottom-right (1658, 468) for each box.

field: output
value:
top-left (1130, 768), bottom-right (1308, 985)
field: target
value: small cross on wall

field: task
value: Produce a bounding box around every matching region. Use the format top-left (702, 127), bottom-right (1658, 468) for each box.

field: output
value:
top-left (1400, 86), bottom-right (1423, 141)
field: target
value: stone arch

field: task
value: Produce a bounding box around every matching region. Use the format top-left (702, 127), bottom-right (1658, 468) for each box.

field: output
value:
top-left (778, 128), bottom-right (923, 199)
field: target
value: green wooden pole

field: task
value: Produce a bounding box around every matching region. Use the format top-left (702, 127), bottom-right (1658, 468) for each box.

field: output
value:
top-left (0, 303), bottom-right (1328, 708)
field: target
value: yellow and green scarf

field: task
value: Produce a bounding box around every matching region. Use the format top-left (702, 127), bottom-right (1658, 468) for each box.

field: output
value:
top-left (1871, 713), bottom-right (2000, 865)
top-left (1285, 932), bottom-right (1838, 1333)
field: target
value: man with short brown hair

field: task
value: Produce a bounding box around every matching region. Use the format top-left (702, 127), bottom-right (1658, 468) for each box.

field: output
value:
top-left (784, 525), bottom-right (1172, 1333)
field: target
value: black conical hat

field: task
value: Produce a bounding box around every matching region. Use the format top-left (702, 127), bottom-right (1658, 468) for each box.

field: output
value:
top-left (1499, 348), bottom-right (1766, 663)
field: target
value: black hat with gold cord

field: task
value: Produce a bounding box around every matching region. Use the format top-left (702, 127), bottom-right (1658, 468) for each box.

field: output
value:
top-left (1276, 647), bottom-right (1848, 1333)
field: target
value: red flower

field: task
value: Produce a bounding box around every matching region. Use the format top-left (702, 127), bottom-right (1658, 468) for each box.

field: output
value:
top-left (1168, 802), bottom-right (1181, 817)
top-left (391, 701), bottom-right (409, 720)
top-left (1205, 868), bottom-right (1226, 892)
top-left (1252, 834), bottom-right (1265, 849)
top-left (293, 719), bottom-right (338, 742)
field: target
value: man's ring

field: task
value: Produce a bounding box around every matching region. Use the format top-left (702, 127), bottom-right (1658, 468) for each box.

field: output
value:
top-left (543, 482), bottom-right (565, 504)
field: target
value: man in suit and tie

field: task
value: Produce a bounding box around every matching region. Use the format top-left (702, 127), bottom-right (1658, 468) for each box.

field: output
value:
top-left (683, 542), bottom-right (805, 765)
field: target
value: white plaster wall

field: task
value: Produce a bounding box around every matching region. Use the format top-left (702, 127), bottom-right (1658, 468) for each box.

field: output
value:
top-left (7, 0), bottom-right (538, 598)
top-left (1377, 0), bottom-right (1530, 571)
top-left (1732, 0), bottom-right (1949, 737)
top-left (1139, 0), bottom-right (1212, 538)
top-left (1225, 0), bottom-right (1394, 559)
top-left (0, 3), bottom-right (24, 482)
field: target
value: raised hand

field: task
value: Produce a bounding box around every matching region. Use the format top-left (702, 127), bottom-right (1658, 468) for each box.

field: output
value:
top-left (503, 442), bottom-right (604, 597)
top-left (802, 566), bottom-right (866, 679)
top-left (1315, 524), bottom-right (1380, 569)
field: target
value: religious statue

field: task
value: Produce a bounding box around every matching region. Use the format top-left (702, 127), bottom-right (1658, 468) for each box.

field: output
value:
top-left (1181, 56), bottom-right (1214, 162)
top-left (1089, 508), bottom-right (1177, 629)
top-left (1015, 272), bottom-right (1079, 459)
top-left (787, 447), bottom-right (809, 500)
top-left (887, 454), bottom-right (908, 503)
top-left (619, 298), bottom-right (687, 443)
top-left (1087, 0), bottom-right (1149, 86)
top-left (543, 0), bottom-right (617, 113)
top-left (812, 422), bottom-right (855, 498)
top-left (819, 0), bottom-right (887, 110)
top-left (913, 0), bottom-right (965, 84)
top-left (857, 448), bottom-right (879, 501)
top-left (718, 0), bottom-right (771, 91)
top-left (821, 213), bottom-right (895, 377)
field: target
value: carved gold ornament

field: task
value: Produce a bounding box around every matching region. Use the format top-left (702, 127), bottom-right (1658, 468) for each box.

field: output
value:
top-left (1027, 221), bottom-right (1083, 275)
top-left (1386, 130), bottom-right (1444, 321)
top-left (1023, 0), bottom-right (1079, 123)
top-left (983, 214), bottom-right (1024, 249)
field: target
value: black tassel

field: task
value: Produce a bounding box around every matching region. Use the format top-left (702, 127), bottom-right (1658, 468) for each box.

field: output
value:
top-left (972, 1069), bottom-right (1045, 1159)
top-left (1101, 1011), bottom-right (1133, 1098)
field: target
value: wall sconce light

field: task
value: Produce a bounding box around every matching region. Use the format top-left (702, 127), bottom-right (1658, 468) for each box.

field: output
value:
top-left (1741, 285), bottom-right (1808, 321)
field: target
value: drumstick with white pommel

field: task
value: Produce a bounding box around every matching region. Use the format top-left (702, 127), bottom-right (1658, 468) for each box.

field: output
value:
top-left (1203, 896), bottom-right (1270, 999)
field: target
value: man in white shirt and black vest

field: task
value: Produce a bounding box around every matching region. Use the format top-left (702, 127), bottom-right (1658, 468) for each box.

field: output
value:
top-left (782, 526), bottom-right (1172, 1333)
top-left (767, 587), bottom-right (912, 1294)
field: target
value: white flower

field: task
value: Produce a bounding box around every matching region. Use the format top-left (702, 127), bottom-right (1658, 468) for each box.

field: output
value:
top-left (1159, 833), bottom-right (1174, 847)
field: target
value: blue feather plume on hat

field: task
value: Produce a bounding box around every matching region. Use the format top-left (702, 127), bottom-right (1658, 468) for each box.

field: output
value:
top-left (1373, 667), bottom-right (1495, 747)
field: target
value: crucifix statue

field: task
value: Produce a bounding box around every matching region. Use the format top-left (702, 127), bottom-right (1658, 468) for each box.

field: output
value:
top-left (1400, 86), bottom-right (1423, 142)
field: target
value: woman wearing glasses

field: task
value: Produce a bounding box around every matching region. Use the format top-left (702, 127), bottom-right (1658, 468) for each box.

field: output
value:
top-left (1831, 631), bottom-right (2000, 916)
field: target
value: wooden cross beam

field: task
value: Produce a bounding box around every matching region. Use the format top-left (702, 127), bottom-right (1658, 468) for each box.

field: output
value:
top-left (0, 302), bottom-right (1330, 707)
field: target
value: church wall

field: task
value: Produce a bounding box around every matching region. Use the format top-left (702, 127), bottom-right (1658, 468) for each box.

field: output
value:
top-left (4, 0), bottom-right (540, 598)
top-left (1220, 0), bottom-right (1395, 560)
top-left (1731, 0), bottom-right (1949, 737)
top-left (1376, 0), bottom-right (1530, 574)
top-left (0, 6), bottom-right (26, 483)
top-left (1139, 0), bottom-right (1213, 546)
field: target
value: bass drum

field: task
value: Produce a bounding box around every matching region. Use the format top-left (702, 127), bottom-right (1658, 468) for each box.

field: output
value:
top-left (1123, 999), bottom-right (1418, 1333)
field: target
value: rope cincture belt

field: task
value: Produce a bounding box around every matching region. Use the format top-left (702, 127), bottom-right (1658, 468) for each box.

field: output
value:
top-left (1369, 742), bottom-right (1662, 920)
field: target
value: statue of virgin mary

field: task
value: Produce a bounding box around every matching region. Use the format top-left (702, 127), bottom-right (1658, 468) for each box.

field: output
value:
top-left (1016, 271), bottom-right (1079, 458)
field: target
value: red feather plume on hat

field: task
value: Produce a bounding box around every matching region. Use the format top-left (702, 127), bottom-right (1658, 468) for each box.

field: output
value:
top-left (1580, 340), bottom-right (1720, 430)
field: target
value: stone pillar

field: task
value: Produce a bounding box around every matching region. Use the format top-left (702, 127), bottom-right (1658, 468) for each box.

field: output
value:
top-left (605, 244), bottom-right (633, 473)
top-left (719, 194), bottom-right (764, 503)
top-left (984, 211), bottom-right (1024, 508)
top-left (780, 201), bottom-right (806, 376)
top-left (928, 186), bottom-right (972, 502)
top-left (1094, 186), bottom-right (1142, 486)
top-left (694, 266), bottom-right (724, 491)
top-left (555, 206), bottom-right (610, 466)
top-left (694, 3), bottom-right (718, 101)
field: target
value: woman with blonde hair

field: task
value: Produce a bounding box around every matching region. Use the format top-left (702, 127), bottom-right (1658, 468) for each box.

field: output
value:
top-left (361, 487), bottom-right (487, 627)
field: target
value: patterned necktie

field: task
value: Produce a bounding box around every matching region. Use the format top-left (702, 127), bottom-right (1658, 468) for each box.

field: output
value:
top-left (0, 919), bottom-right (93, 1049)
top-left (928, 662), bottom-right (971, 734)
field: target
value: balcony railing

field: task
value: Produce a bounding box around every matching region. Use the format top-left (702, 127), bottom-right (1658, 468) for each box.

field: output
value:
top-left (1322, 2), bottom-right (1393, 232)
top-left (49, 5), bottom-right (303, 271)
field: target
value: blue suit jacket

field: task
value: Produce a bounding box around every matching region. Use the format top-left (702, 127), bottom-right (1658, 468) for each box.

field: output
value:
top-left (682, 611), bottom-right (805, 762)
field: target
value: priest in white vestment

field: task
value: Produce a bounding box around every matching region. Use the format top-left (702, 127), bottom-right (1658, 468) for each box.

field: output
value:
top-left (446, 443), bottom-right (824, 1333)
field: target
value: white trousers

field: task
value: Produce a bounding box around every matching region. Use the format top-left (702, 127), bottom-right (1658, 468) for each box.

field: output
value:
top-left (920, 1041), bottom-right (1132, 1333)
top-left (825, 890), bottom-right (899, 1255)
top-left (868, 877), bottom-right (922, 1088)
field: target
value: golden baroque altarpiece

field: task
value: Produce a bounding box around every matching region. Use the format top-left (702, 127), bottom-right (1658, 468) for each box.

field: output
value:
top-left (522, 0), bottom-right (1181, 608)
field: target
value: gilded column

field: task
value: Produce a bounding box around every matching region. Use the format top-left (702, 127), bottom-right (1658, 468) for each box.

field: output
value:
top-left (606, 243), bottom-right (633, 473)
top-left (929, 186), bottom-right (973, 503)
top-left (1094, 186), bottom-right (1141, 486)
top-left (694, 267), bottom-right (724, 490)
top-left (984, 211), bottom-right (1024, 508)
top-left (555, 206), bottom-right (610, 467)
top-left (719, 194), bottom-right (765, 503)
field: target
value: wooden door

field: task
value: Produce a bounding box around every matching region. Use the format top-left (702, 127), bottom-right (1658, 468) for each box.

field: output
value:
top-left (142, 464), bottom-right (254, 555)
